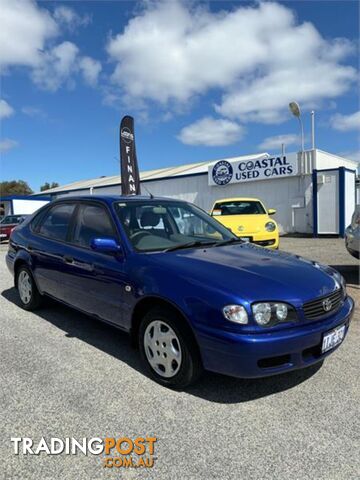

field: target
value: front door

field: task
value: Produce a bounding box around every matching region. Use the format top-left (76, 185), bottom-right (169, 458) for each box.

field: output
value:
top-left (60, 202), bottom-right (127, 327)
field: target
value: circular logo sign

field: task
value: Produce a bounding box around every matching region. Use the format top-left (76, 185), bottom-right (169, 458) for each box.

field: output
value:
top-left (322, 298), bottom-right (332, 312)
top-left (212, 160), bottom-right (233, 186)
top-left (121, 127), bottom-right (134, 144)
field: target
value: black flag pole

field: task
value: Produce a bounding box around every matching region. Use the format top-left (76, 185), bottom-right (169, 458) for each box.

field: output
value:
top-left (120, 115), bottom-right (141, 196)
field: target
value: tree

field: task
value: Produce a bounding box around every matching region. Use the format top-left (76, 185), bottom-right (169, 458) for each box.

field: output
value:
top-left (0, 180), bottom-right (33, 196)
top-left (40, 182), bottom-right (59, 192)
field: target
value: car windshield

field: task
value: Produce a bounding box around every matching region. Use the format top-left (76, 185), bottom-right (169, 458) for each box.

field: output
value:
top-left (213, 200), bottom-right (266, 216)
top-left (115, 200), bottom-right (236, 252)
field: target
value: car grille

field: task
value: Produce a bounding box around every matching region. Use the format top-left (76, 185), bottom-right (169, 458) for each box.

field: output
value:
top-left (303, 288), bottom-right (344, 320)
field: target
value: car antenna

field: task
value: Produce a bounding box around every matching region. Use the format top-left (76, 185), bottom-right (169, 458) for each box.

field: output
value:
top-left (142, 185), bottom-right (154, 199)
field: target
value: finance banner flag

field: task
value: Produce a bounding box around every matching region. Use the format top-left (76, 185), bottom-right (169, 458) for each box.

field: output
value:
top-left (120, 115), bottom-right (141, 195)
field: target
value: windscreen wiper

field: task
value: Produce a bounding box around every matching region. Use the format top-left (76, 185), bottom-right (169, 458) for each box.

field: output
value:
top-left (164, 240), bottom-right (218, 252)
top-left (214, 238), bottom-right (244, 247)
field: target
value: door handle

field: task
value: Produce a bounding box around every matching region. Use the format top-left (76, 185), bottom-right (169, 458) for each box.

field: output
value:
top-left (27, 245), bottom-right (34, 252)
top-left (63, 255), bottom-right (74, 264)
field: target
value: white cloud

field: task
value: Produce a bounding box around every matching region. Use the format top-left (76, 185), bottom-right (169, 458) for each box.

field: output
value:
top-left (0, 0), bottom-right (58, 68)
top-left (79, 56), bottom-right (102, 86)
top-left (330, 111), bottom-right (360, 131)
top-left (0, 0), bottom-right (100, 91)
top-left (30, 42), bottom-right (101, 91)
top-left (106, 1), bottom-right (355, 123)
top-left (53, 5), bottom-right (91, 31)
top-left (0, 99), bottom-right (14, 119)
top-left (31, 41), bottom-right (79, 91)
top-left (0, 138), bottom-right (18, 153)
top-left (178, 117), bottom-right (244, 146)
top-left (258, 134), bottom-right (301, 151)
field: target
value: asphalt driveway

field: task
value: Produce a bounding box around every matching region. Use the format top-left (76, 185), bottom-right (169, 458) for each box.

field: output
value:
top-left (0, 240), bottom-right (359, 480)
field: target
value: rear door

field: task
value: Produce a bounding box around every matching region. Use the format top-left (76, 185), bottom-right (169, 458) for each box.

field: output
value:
top-left (30, 202), bottom-right (77, 299)
top-left (60, 201), bottom-right (127, 327)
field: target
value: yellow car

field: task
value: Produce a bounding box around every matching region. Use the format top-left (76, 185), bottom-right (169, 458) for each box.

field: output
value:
top-left (210, 197), bottom-right (279, 249)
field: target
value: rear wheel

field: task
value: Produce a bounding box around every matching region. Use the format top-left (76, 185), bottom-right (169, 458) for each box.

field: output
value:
top-left (139, 307), bottom-right (203, 389)
top-left (16, 266), bottom-right (43, 311)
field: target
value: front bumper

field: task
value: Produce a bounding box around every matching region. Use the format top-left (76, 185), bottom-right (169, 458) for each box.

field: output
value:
top-left (197, 296), bottom-right (354, 378)
top-left (233, 231), bottom-right (279, 249)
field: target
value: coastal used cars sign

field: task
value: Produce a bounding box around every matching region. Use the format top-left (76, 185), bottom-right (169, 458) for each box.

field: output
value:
top-left (208, 154), bottom-right (299, 186)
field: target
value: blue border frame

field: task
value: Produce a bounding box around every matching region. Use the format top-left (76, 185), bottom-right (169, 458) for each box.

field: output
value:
top-left (339, 167), bottom-right (345, 237)
top-left (312, 170), bottom-right (318, 237)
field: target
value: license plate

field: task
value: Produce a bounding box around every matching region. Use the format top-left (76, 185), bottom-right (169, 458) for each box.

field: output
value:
top-left (322, 324), bottom-right (346, 353)
top-left (0, 233), bottom-right (6, 238)
top-left (240, 237), bottom-right (250, 242)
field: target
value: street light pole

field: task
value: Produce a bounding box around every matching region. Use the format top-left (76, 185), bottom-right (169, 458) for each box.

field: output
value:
top-left (311, 110), bottom-right (315, 150)
top-left (289, 101), bottom-right (305, 174)
top-left (298, 115), bottom-right (305, 152)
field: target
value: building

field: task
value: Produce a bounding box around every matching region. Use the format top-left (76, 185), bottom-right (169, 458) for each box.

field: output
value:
top-left (35, 149), bottom-right (357, 236)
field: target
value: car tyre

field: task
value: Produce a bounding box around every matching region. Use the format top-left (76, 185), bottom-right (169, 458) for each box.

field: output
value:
top-left (139, 306), bottom-right (203, 389)
top-left (16, 266), bottom-right (43, 311)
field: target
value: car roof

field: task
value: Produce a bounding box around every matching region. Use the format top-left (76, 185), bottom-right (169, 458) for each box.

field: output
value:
top-left (50, 195), bottom-right (188, 205)
top-left (214, 197), bottom-right (263, 203)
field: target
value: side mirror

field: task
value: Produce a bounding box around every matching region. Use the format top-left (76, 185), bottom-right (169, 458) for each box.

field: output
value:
top-left (90, 237), bottom-right (123, 256)
top-left (268, 209), bottom-right (276, 216)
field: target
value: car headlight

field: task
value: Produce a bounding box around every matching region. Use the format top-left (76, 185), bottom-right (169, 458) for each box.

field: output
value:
top-left (333, 270), bottom-right (347, 296)
top-left (252, 302), bottom-right (296, 327)
top-left (338, 274), bottom-right (347, 296)
top-left (265, 221), bottom-right (276, 232)
top-left (223, 305), bottom-right (248, 324)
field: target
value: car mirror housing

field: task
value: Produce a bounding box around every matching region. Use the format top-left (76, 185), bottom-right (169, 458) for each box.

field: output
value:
top-left (90, 237), bottom-right (123, 256)
top-left (268, 209), bottom-right (276, 215)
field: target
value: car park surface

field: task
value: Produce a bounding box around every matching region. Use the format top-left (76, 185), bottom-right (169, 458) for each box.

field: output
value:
top-left (0, 234), bottom-right (359, 479)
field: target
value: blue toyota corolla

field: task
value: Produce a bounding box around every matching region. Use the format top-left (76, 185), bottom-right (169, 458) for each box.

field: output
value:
top-left (6, 195), bottom-right (354, 388)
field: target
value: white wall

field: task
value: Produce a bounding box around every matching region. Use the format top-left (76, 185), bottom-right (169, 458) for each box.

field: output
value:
top-left (144, 174), bottom-right (314, 234)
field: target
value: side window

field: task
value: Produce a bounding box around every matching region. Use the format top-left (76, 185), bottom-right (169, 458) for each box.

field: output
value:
top-left (38, 204), bottom-right (75, 241)
top-left (73, 204), bottom-right (116, 248)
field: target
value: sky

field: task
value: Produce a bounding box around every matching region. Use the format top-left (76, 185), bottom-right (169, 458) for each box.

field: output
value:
top-left (0, 0), bottom-right (359, 193)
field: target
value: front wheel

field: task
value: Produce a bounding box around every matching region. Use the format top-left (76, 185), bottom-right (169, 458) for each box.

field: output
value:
top-left (16, 266), bottom-right (43, 311)
top-left (139, 307), bottom-right (203, 389)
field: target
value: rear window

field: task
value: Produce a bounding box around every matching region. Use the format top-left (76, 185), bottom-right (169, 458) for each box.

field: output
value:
top-left (213, 201), bottom-right (266, 216)
top-left (38, 203), bottom-right (75, 241)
